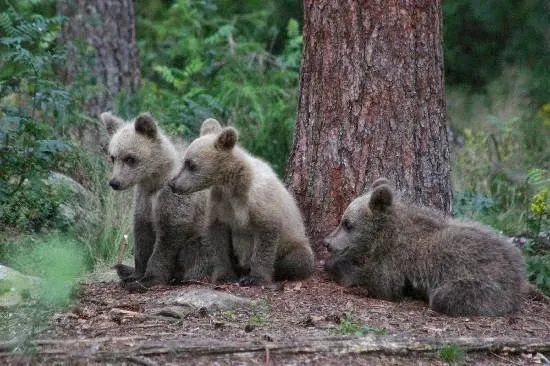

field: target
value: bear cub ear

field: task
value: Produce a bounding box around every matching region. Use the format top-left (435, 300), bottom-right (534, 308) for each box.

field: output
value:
top-left (200, 118), bottom-right (222, 136)
top-left (371, 177), bottom-right (391, 190)
top-left (215, 127), bottom-right (238, 151)
top-left (363, 177), bottom-right (391, 193)
top-left (101, 112), bottom-right (124, 136)
top-left (135, 112), bottom-right (158, 139)
top-left (369, 184), bottom-right (393, 212)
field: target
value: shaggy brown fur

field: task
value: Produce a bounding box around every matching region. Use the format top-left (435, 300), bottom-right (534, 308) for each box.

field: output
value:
top-left (324, 178), bottom-right (526, 316)
top-left (101, 112), bottom-right (211, 292)
top-left (168, 125), bottom-right (315, 285)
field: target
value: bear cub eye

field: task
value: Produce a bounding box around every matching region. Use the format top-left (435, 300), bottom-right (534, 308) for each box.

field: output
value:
top-left (342, 218), bottom-right (353, 232)
top-left (184, 159), bottom-right (197, 172)
top-left (124, 156), bottom-right (137, 165)
top-left (110, 155), bottom-right (115, 164)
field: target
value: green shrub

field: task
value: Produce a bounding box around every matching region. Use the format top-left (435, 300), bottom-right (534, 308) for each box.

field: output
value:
top-left (0, 4), bottom-right (73, 233)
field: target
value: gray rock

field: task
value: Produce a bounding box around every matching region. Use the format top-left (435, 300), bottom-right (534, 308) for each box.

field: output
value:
top-left (0, 265), bottom-right (41, 308)
top-left (169, 288), bottom-right (259, 313)
top-left (156, 305), bottom-right (195, 319)
top-left (47, 172), bottom-right (100, 229)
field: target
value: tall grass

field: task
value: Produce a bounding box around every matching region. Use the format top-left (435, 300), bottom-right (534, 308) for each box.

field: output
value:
top-left (449, 68), bottom-right (549, 234)
top-left (81, 158), bottom-right (134, 267)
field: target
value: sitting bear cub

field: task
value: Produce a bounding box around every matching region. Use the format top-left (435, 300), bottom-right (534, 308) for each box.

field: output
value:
top-left (324, 178), bottom-right (525, 316)
top-left (169, 124), bottom-right (315, 285)
top-left (101, 112), bottom-right (212, 292)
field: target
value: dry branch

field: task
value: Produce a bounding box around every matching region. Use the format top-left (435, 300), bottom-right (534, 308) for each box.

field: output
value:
top-left (116, 235), bottom-right (129, 265)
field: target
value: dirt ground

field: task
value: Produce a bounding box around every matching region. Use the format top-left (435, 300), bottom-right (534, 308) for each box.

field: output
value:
top-left (2, 264), bottom-right (550, 365)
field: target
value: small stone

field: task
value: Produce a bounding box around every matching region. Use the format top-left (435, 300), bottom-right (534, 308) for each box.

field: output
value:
top-left (170, 288), bottom-right (259, 313)
top-left (244, 324), bottom-right (255, 332)
top-left (156, 305), bottom-right (194, 319)
top-left (197, 307), bottom-right (208, 317)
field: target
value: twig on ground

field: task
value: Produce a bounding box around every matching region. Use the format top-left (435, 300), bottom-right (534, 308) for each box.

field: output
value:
top-left (125, 356), bottom-right (159, 366)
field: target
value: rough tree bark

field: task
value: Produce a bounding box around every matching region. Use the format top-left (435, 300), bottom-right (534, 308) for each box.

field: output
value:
top-left (286, 0), bottom-right (451, 252)
top-left (57, 0), bottom-right (140, 150)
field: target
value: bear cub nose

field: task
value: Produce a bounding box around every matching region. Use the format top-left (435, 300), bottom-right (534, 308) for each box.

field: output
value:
top-left (109, 179), bottom-right (121, 190)
top-left (167, 180), bottom-right (177, 193)
top-left (322, 239), bottom-right (332, 251)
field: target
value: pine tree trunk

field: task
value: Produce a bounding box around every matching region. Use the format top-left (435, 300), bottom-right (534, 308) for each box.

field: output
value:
top-left (286, 0), bottom-right (451, 253)
top-left (57, 0), bottom-right (140, 150)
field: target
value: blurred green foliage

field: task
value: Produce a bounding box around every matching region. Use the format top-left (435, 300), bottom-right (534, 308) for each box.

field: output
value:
top-left (4, 234), bottom-right (85, 305)
top-left (444, 0), bottom-right (550, 103)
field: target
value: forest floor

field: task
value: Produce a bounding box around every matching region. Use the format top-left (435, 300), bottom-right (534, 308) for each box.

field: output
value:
top-left (2, 263), bottom-right (550, 365)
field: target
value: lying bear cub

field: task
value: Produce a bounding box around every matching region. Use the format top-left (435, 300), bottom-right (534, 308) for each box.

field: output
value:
top-left (323, 178), bottom-right (525, 316)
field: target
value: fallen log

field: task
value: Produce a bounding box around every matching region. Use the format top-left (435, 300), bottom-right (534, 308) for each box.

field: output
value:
top-left (10, 334), bottom-right (550, 361)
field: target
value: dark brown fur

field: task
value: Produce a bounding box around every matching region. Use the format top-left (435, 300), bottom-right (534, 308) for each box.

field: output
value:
top-left (324, 178), bottom-right (526, 316)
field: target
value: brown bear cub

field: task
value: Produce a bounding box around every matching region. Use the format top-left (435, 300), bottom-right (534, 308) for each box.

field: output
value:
top-left (101, 112), bottom-right (211, 292)
top-left (169, 124), bottom-right (315, 285)
top-left (324, 178), bottom-right (525, 316)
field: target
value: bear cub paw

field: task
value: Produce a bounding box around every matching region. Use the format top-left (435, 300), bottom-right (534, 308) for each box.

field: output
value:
top-left (239, 275), bottom-right (265, 286)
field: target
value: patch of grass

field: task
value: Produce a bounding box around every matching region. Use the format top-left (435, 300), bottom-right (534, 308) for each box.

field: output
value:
top-left (82, 187), bottom-right (133, 266)
top-left (221, 310), bottom-right (237, 322)
top-left (248, 305), bottom-right (270, 326)
top-left (248, 312), bottom-right (268, 326)
top-left (438, 344), bottom-right (466, 364)
top-left (331, 313), bottom-right (387, 336)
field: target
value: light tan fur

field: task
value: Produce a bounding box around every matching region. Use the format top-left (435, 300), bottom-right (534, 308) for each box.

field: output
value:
top-left (169, 124), bottom-right (315, 284)
top-left (101, 112), bottom-right (210, 292)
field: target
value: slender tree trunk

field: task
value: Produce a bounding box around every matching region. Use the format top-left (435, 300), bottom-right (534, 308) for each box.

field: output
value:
top-left (286, 0), bottom-right (451, 253)
top-left (58, 0), bottom-right (140, 150)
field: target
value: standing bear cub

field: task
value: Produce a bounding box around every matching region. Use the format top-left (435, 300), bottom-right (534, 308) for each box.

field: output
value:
top-left (324, 178), bottom-right (525, 316)
top-left (169, 124), bottom-right (315, 285)
top-left (101, 112), bottom-right (211, 292)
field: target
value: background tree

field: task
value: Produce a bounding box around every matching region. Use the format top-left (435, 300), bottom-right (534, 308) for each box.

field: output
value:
top-left (286, 0), bottom-right (451, 251)
top-left (57, 0), bottom-right (140, 150)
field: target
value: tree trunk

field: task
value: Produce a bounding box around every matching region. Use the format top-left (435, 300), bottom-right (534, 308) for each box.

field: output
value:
top-left (57, 0), bottom-right (140, 150)
top-left (286, 0), bottom-right (451, 253)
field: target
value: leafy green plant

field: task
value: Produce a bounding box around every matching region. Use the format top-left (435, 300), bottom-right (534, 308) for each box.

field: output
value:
top-left (221, 310), bottom-right (237, 322)
top-left (525, 254), bottom-right (550, 296)
top-left (248, 305), bottom-right (270, 326)
top-left (438, 344), bottom-right (466, 364)
top-left (331, 313), bottom-right (386, 336)
top-left (527, 169), bottom-right (550, 237)
top-left (0, 3), bottom-right (74, 233)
